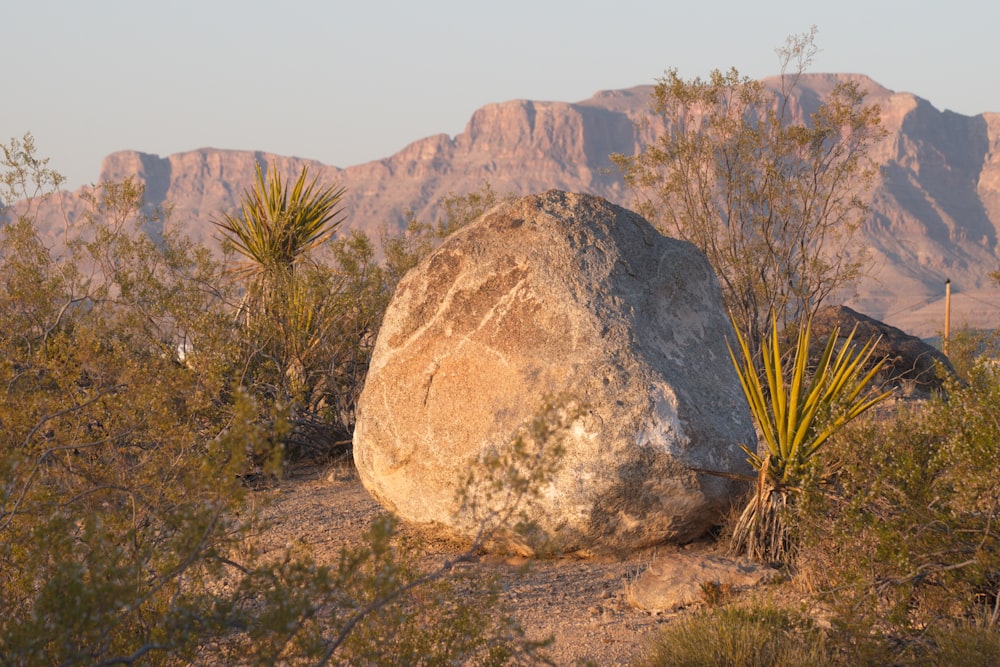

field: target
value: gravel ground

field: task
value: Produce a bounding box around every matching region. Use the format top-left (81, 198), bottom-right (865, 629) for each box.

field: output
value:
top-left (251, 465), bottom-right (709, 665)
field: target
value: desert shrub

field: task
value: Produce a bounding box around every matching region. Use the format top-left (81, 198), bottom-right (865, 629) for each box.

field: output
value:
top-left (921, 621), bottom-right (1000, 666)
top-left (702, 316), bottom-right (1000, 663)
top-left (0, 141), bottom-right (555, 664)
top-left (944, 325), bottom-right (1000, 382)
top-left (0, 170), bottom-right (268, 662)
top-left (206, 514), bottom-right (546, 666)
top-left (213, 162), bottom-right (357, 460)
top-left (640, 603), bottom-right (830, 667)
top-left (795, 363), bottom-right (1000, 640)
top-left (640, 598), bottom-right (1000, 666)
top-left (613, 29), bottom-right (885, 355)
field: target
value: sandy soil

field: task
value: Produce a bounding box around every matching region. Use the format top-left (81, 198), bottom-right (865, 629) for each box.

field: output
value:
top-left (252, 464), bottom-right (711, 666)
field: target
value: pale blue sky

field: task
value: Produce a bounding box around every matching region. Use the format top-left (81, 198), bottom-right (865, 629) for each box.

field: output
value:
top-left (4, 0), bottom-right (999, 190)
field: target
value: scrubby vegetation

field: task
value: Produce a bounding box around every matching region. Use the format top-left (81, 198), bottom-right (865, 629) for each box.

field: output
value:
top-left (640, 604), bottom-right (831, 667)
top-left (799, 362), bottom-right (1000, 636)
top-left (727, 313), bottom-right (890, 562)
top-left (613, 27), bottom-right (886, 355)
top-left (0, 135), bottom-right (550, 664)
top-left (642, 349), bottom-right (1000, 665)
top-left (617, 28), bottom-right (998, 663)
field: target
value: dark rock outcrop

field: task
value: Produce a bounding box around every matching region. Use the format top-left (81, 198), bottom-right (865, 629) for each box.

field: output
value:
top-left (811, 305), bottom-right (956, 395)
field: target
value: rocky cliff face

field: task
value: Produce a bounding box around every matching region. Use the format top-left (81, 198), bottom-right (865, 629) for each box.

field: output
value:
top-left (856, 90), bottom-right (1000, 335)
top-left (18, 74), bottom-right (1000, 337)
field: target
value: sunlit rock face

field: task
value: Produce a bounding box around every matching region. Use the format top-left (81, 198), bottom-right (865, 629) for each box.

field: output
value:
top-left (353, 191), bottom-right (754, 555)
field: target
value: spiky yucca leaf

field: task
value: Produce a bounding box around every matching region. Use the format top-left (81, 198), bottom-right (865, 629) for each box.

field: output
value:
top-left (215, 162), bottom-right (345, 276)
top-left (728, 313), bottom-right (891, 486)
top-left (729, 314), bottom-right (892, 561)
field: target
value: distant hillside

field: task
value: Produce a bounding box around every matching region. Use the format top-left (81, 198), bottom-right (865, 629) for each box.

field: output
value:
top-left (17, 74), bottom-right (1000, 338)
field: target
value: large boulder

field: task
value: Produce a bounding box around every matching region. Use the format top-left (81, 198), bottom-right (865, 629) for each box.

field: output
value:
top-left (353, 191), bottom-right (754, 554)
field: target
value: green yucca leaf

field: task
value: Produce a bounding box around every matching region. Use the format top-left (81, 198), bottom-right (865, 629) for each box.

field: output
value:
top-left (214, 162), bottom-right (345, 276)
top-left (728, 313), bottom-right (892, 487)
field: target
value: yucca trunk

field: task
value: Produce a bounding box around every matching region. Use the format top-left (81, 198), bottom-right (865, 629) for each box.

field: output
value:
top-left (730, 460), bottom-right (793, 563)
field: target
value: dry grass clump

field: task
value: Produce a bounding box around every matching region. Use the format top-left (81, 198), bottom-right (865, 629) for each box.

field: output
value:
top-left (639, 603), bottom-right (830, 667)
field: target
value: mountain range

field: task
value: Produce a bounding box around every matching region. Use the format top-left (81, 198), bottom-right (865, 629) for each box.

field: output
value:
top-left (19, 73), bottom-right (1000, 338)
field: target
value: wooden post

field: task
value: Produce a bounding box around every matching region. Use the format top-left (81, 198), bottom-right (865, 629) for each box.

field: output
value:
top-left (944, 278), bottom-right (952, 357)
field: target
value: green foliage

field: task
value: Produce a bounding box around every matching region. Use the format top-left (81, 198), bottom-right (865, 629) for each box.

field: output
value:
top-left (1, 132), bottom-right (65, 222)
top-left (944, 325), bottom-right (1000, 381)
top-left (214, 161), bottom-right (345, 277)
top-left (728, 314), bottom-right (890, 562)
top-left (729, 314), bottom-right (890, 486)
top-left (614, 28), bottom-right (885, 353)
top-left (0, 164), bottom-right (261, 663)
top-left (211, 163), bottom-right (371, 458)
top-left (924, 622), bottom-right (1000, 665)
top-left (794, 364), bottom-right (1000, 639)
top-left (641, 599), bottom-right (1000, 666)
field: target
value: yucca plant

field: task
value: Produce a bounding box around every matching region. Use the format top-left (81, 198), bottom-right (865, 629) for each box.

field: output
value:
top-left (214, 160), bottom-right (345, 363)
top-left (728, 313), bottom-right (891, 563)
top-left (215, 163), bottom-right (349, 454)
top-left (216, 161), bottom-right (346, 278)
